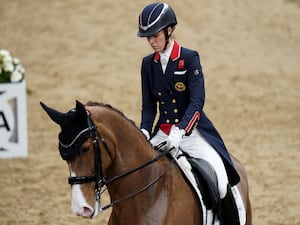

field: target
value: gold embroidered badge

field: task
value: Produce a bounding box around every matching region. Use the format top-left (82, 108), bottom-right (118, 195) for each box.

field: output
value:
top-left (175, 82), bottom-right (186, 92)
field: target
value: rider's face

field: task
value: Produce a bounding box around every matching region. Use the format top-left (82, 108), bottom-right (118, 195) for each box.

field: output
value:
top-left (147, 30), bottom-right (166, 53)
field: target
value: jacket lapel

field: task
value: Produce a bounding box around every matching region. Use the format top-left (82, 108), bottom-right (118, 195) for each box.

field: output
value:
top-left (165, 40), bottom-right (181, 86)
top-left (152, 41), bottom-right (182, 91)
top-left (152, 52), bottom-right (172, 92)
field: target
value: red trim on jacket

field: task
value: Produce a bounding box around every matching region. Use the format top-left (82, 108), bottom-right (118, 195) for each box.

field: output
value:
top-left (185, 111), bottom-right (200, 134)
top-left (170, 40), bottom-right (180, 61)
top-left (154, 52), bottom-right (160, 62)
top-left (153, 40), bottom-right (181, 63)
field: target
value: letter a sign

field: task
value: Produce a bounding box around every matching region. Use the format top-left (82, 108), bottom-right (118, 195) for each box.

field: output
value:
top-left (0, 81), bottom-right (28, 158)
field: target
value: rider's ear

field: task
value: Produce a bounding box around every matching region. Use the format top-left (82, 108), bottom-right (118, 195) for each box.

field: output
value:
top-left (167, 26), bottom-right (173, 36)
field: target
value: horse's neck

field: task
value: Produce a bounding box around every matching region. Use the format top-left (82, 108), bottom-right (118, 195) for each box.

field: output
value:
top-left (104, 123), bottom-right (202, 223)
top-left (107, 115), bottom-right (156, 170)
top-left (96, 108), bottom-right (200, 218)
top-left (107, 150), bottom-right (174, 212)
top-left (104, 119), bottom-right (168, 200)
top-left (111, 128), bottom-right (158, 178)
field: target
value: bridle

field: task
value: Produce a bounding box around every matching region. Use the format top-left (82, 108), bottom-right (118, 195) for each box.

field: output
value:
top-left (67, 114), bottom-right (174, 211)
top-left (68, 114), bottom-right (111, 209)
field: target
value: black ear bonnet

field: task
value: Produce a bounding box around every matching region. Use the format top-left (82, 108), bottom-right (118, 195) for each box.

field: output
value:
top-left (40, 101), bottom-right (91, 160)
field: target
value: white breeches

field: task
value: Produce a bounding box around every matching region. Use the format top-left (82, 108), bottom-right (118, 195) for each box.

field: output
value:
top-left (151, 129), bottom-right (229, 198)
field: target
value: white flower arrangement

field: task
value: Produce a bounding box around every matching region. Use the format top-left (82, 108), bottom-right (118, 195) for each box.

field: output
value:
top-left (0, 49), bottom-right (25, 83)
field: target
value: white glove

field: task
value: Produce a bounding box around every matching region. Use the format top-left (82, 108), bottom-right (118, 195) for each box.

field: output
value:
top-left (141, 128), bottom-right (150, 140)
top-left (165, 125), bottom-right (185, 150)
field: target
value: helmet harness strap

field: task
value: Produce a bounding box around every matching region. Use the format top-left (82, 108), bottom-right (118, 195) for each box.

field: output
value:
top-left (163, 27), bottom-right (173, 50)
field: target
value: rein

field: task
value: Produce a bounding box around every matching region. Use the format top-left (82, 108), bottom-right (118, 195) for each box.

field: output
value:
top-left (104, 141), bottom-right (172, 185)
top-left (68, 115), bottom-right (175, 211)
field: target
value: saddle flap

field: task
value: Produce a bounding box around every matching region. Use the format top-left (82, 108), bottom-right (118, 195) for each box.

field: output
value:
top-left (187, 157), bottom-right (220, 211)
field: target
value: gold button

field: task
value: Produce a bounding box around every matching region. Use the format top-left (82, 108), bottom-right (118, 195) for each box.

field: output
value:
top-left (164, 111), bottom-right (168, 114)
top-left (158, 92), bottom-right (162, 96)
top-left (166, 119), bottom-right (170, 123)
top-left (161, 101), bottom-right (165, 105)
top-left (174, 109), bottom-right (178, 113)
top-left (172, 99), bottom-right (176, 103)
top-left (175, 119), bottom-right (179, 123)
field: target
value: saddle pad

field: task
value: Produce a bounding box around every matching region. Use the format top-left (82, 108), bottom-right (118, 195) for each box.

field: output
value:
top-left (173, 154), bottom-right (220, 225)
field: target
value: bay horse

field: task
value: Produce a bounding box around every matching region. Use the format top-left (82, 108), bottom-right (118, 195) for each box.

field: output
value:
top-left (40, 100), bottom-right (251, 225)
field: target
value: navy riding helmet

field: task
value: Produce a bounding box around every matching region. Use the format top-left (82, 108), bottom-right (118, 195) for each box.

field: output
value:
top-left (137, 2), bottom-right (177, 37)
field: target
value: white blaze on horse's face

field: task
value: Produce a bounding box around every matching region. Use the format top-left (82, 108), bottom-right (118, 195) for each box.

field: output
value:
top-left (70, 170), bottom-right (99, 218)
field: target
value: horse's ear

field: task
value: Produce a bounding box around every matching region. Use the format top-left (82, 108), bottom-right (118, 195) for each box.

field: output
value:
top-left (75, 100), bottom-right (88, 121)
top-left (40, 102), bottom-right (64, 125)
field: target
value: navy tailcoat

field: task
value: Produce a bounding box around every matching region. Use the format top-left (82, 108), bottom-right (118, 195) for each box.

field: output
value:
top-left (140, 40), bottom-right (240, 185)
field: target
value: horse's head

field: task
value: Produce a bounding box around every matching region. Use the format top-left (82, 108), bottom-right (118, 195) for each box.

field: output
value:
top-left (40, 100), bottom-right (113, 218)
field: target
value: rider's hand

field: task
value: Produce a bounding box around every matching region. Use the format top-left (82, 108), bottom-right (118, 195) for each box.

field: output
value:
top-left (165, 125), bottom-right (185, 150)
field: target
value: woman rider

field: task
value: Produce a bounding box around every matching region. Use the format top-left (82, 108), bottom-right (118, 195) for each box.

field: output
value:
top-left (137, 2), bottom-right (241, 225)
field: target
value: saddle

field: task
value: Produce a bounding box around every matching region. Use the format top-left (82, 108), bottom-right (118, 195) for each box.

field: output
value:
top-left (186, 156), bottom-right (220, 213)
top-left (157, 146), bottom-right (244, 224)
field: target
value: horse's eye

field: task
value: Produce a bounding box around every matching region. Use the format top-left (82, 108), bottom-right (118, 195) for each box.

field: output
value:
top-left (81, 147), bottom-right (90, 153)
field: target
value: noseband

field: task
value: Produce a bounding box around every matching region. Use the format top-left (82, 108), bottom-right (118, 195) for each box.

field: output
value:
top-left (67, 114), bottom-right (174, 211)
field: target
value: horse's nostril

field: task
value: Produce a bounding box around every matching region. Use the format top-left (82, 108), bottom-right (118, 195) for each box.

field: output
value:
top-left (82, 206), bottom-right (94, 218)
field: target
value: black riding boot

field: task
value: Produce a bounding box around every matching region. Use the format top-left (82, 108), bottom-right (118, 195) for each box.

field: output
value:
top-left (219, 185), bottom-right (240, 225)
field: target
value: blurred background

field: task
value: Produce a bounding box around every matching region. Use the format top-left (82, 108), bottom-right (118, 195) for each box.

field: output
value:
top-left (0, 0), bottom-right (299, 224)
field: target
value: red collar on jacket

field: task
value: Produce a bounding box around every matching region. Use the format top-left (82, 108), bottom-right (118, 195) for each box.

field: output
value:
top-left (154, 40), bottom-right (181, 63)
